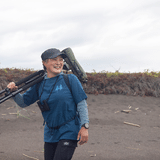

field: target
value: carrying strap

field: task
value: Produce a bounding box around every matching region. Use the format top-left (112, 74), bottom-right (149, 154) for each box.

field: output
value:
top-left (63, 74), bottom-right (76, 106)
top-left (63, 74), bottom-right (72, 94)
top-left (46, 115), bottom-right (77, 130)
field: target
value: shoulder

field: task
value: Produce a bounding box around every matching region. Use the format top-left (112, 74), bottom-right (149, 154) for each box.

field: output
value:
top-left (67, 73), bottom-right (77, 79)
top-left (67, 74), bottom-right (79, 82)
top-left (61, 73), bottom-right (81, 86)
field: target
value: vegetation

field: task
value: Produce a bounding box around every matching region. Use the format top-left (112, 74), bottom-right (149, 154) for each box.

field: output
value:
top-left (85, 69), bottom-right (160, 97)
top-left (1, 68), bottom-right (160, 97)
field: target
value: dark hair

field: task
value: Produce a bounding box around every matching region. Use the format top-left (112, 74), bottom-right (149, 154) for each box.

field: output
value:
top-left (43, 64), bottom-right (46, 71)
top-left (42, 59), bottom-right (48, 71)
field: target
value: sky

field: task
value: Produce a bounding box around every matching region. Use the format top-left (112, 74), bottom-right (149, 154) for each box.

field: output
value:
top-left (0, 0), bottom-right (160, 73)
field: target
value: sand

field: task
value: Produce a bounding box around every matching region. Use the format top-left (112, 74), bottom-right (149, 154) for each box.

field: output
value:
top-left (1, 94), bottom-right (160, 160)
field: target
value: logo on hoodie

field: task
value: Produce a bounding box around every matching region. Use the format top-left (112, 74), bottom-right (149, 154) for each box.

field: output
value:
top-left (55, 84), bottom-right (63, 91)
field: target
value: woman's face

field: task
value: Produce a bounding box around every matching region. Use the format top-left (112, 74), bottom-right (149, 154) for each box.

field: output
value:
top-left (43, 55), bottom-right (64, 78)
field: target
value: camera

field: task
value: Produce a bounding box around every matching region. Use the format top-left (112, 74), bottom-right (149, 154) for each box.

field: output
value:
top-left (37, 100), bottom-right (50, 112)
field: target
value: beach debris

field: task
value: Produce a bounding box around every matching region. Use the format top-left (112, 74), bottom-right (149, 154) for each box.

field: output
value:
top-left (23, 154), bottom-right (39, 160)
top-left (7, 107), bottom-right (14, 110)
top-left (115, 111), bottom-right (119, 113)
top-left (90, 154), bottom-right (96, 157)
top-left (135, 108), bottom-right (139, 111)
top-left (1, 114), bottom-right (7, 116)
top-left (88, 151), bottom-right (96, 157)
top-left (124, 121), bottom-right (140, 127)
top-left (9, 113), bottom-right (17, 115)
top-left (121, 110), bottom-right (132, 113)
top-left (126, 147), bottom-right (141, 150)
top-left (128, 105), bottom-right (132, 109)
top-left (120, 105), bottom-right (132, 114)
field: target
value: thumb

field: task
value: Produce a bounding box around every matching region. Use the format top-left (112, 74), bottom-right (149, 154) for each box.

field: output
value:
top-left (77, 131), bottom-right (81, 140)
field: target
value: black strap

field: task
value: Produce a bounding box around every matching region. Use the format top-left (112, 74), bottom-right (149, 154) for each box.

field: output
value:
top-left (63, 74), bottom-right (72, 94)
top-left (39, 76), bottom-right (59, 102)
top-left (63, 74), bottom-right (77, 106)
top-left (51, 115), bottom-right (76, 130)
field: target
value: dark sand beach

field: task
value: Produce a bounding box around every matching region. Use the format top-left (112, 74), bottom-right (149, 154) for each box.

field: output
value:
top-left (1, 94), bottom-right (160, 160)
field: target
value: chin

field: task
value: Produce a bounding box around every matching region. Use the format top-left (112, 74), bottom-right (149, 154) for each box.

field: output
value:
top-left (54, 69), bottom-right (62, 74)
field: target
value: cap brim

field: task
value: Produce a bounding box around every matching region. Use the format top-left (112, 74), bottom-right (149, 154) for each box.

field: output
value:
top-left (49, 53), bottom-right (66, 59)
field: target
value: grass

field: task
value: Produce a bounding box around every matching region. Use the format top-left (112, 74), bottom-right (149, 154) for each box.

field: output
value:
top-left (90, 69), bottom-right (160, 78)
top-left (15, 105), bottom-right (30, 119)
top-left (9, 104), bottom-right (30, 119)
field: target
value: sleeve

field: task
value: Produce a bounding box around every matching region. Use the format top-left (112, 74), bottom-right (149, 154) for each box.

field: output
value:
top-left (22, 83), bottom-right (39, 106)
top-left (13, 93), bottom-right (28, 108)
top-left (77, 99), bottom-right (89, 126)
top-left (69, 74), bottom-right (87, 104)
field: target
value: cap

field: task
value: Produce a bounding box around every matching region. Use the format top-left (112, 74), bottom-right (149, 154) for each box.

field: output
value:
top-left (41, 48), bottom-right (66, 61)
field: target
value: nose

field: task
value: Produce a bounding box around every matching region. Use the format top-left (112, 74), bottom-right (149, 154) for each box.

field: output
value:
top-left (55, 58), bottom-right (63, 65)
top-left (56, 59), bottom-right (61, 64)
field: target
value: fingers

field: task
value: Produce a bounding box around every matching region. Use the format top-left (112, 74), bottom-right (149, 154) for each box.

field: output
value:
top-left (77, 133), bottom-right (80, 141)
top-left (78, 135), bottom-right (88, 145)
top-left (79, 139), bottom-right (87, 145)
top-left (77, 129), bottom-right (89, 145)
top-left (7, 82), bottom-right (18, 91)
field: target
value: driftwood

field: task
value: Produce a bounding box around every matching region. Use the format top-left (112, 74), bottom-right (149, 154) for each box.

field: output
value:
top-left (124, 121), bottom-right (140, 127)
top-left (23, 154), bottom-right (39, 160)
top-left (121, 110), bottom-right (132, 113)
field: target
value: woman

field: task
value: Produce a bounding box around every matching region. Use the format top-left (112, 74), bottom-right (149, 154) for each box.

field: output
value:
top-left (7, 48), bottom-right (89, 160)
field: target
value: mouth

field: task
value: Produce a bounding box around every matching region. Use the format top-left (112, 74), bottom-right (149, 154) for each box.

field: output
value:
top-left (54, 66), bottom-right (61, 69)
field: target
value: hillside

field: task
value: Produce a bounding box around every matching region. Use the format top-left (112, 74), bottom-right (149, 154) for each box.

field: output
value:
top-left (1, 68), bottom-right (160, 97)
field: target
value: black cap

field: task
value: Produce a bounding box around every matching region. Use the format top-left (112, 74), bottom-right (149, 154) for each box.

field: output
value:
top-left (41, 48), bottom-right (66, 61)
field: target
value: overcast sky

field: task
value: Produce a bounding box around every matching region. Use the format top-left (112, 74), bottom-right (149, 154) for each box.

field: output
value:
top-left (0, 0), bottom-right (160, 73)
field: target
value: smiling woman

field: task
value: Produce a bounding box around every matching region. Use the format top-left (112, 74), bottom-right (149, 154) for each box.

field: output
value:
top-left (7, 48), bottom-right (89, 160)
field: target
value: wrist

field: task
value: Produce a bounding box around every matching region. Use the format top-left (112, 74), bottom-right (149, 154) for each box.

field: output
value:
top-left (81, 123), bottom-right (89, 129)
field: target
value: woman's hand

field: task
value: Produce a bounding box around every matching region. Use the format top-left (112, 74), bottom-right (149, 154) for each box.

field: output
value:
top-left (77, 127), bottom-right (89, 145)
top-left (7, 82), bottom-right (18, 91)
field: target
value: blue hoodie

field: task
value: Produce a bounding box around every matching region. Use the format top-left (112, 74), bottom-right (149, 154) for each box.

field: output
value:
top-left (14, 73), bottom-right (88, 142)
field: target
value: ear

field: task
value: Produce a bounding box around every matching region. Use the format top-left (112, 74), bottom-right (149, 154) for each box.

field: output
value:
top-left (42, 60), bottom-right (45, 66)
top-left (42, 60), bottom-right (48, 67)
